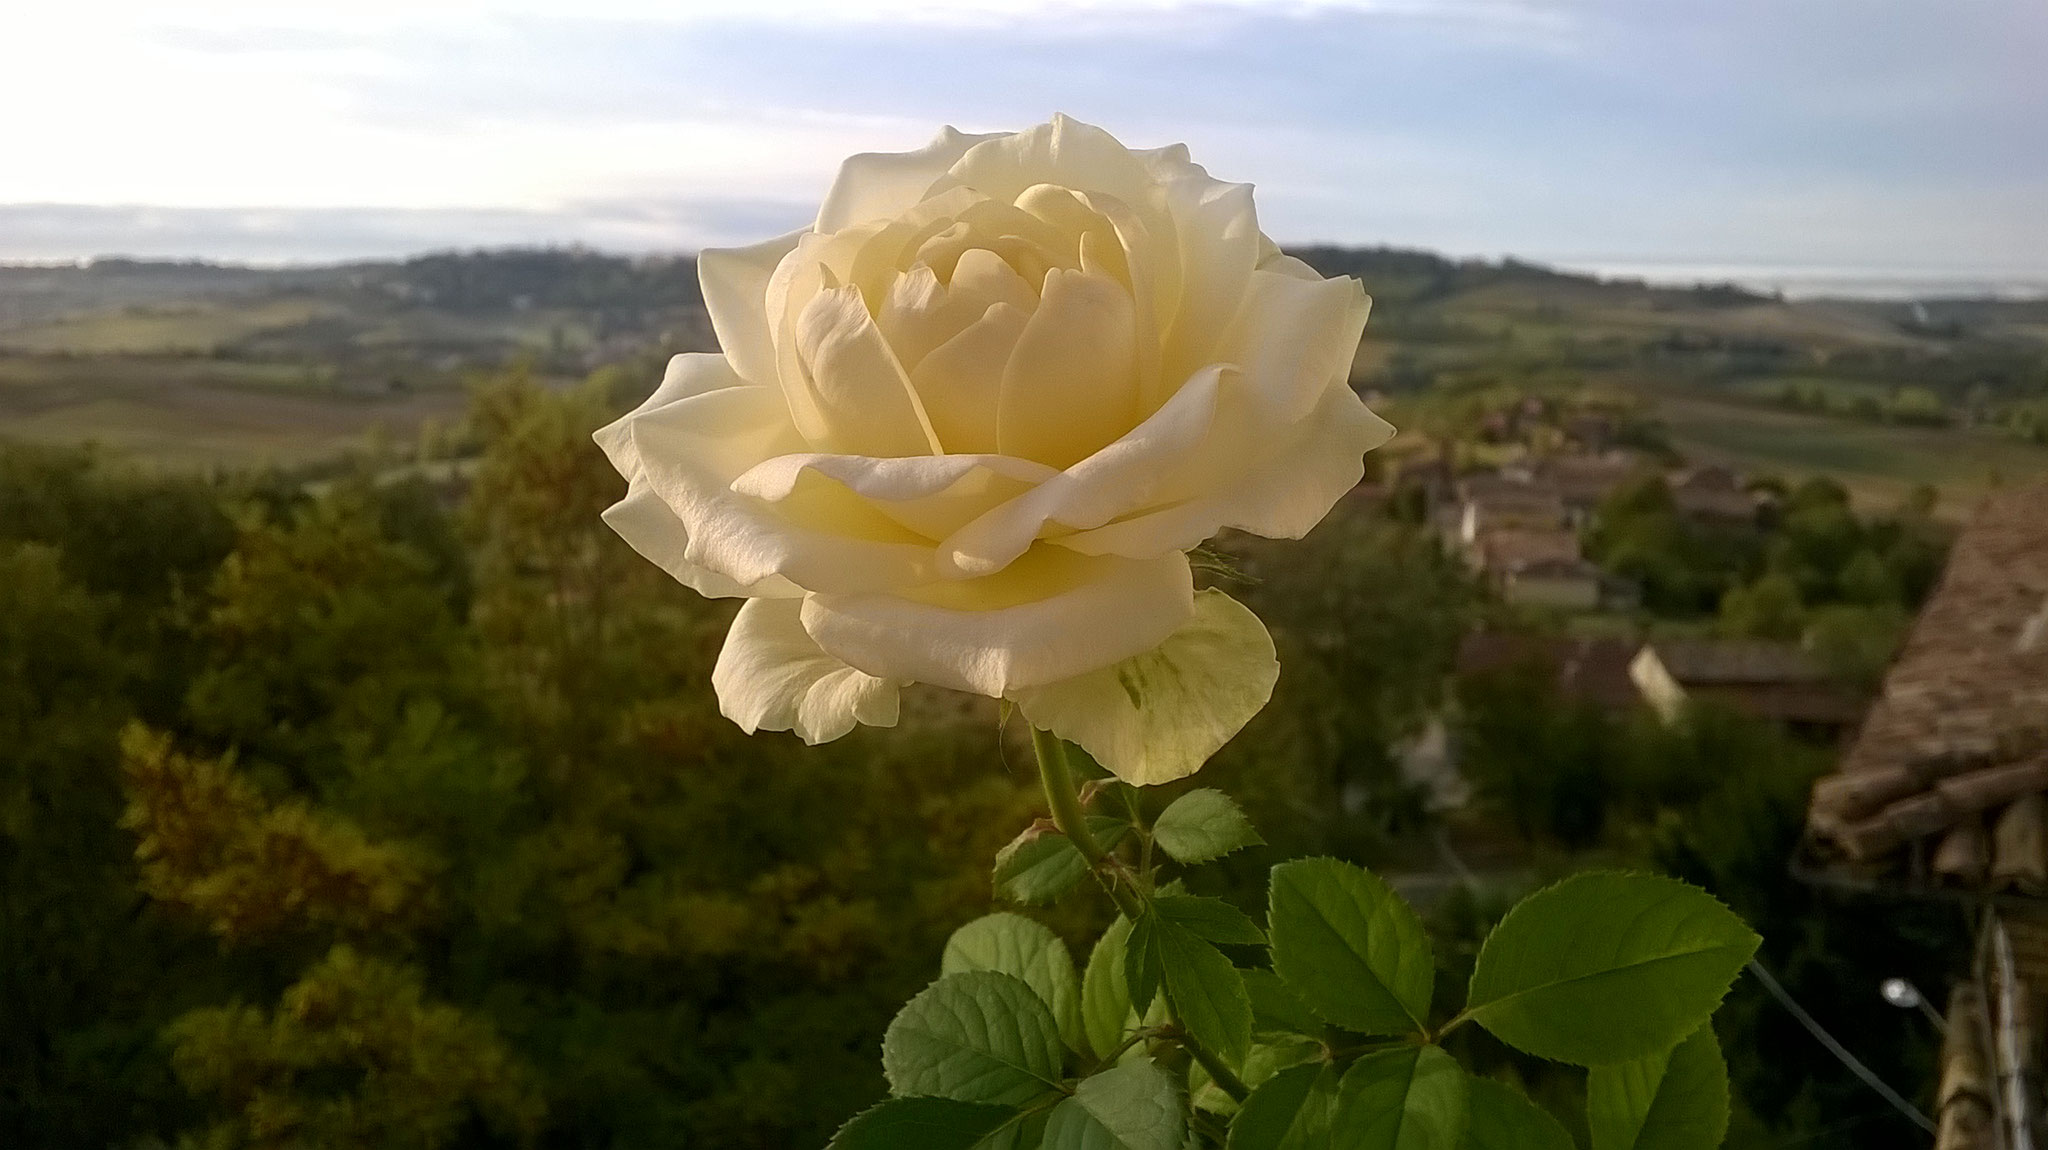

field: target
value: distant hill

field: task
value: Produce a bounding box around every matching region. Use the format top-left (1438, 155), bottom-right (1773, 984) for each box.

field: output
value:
top-left (1, 245), bottom-right (2044, 499)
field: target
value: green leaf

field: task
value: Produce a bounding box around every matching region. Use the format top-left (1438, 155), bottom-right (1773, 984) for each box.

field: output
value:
top-left (1329, 1046), bottom-right (1468, 1150)
top-left (1011, 589), bottom-right (1279, 786)
top-left (1268, 858), bottom-right (1433, 1037)
top-left (993, 817), bottom-right (1129, 905)
top-left (1141, 912), bottom-right (1255, 1064)
top-left (1587, 1025), bottom-right (1730, 1150)
top-left (1084, 916), bottom-right (1140, 1061)
top-left (1194, 1037), bottom-right (1322, 1116)
top-left (829, 1097), bottom-right (1020, 1149)
top-left (1042, 1060), bottom-right (1187, 1150)
top-left (944, 912), bottom-right (1083, 1052)
top-left (1226, 1064), bottom-right (1337, 1150)
top-left (1155, 894), bottom-right (1267, 946)
top-left (1463, 872), bottom-right (1760, 1066)
top-left (1464, 1079), bottom-right (1574, 1150)
top-left (1243, 968), bottom-right (1325, 1037)
top-left (1125, 913), bottom-right (1164, 1017)
top-left (883, 971), bottom-right (1066, 1106)
top-left (1153, 789), bottom-right (1264, 864)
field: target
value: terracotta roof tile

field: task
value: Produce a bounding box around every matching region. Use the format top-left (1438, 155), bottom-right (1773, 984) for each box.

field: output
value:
top-left (1807, 484), bottom-right (2048, 892)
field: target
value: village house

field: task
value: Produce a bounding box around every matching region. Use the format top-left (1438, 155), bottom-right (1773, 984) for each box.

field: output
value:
top-left (1669, 464), bottom-right (1760, 522)
top-left (1630, 638), bottom-right (1866, 738)
top-left (1801, 483), bottom-right (2048, 1150)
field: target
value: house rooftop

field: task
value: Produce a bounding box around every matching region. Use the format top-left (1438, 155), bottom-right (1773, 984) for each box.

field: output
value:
top-left (1805, 483), bottom-right (2048, 888)
top-left (1456, 632), bottom-right (1643, 712)
top-left (1646, 638), bottom-right (1830, 686)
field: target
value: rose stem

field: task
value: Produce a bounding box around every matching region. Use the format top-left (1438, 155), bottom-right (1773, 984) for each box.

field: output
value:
top-left (1027, 726), bottom-right (1250, 1103)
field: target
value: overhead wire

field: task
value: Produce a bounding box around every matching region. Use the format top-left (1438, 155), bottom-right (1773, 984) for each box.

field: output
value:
top-left (1744, 958), bottom-right (1937, 1135)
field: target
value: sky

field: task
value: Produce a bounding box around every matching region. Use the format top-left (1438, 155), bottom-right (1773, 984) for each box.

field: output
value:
top-left (3, 0), bottom-right (2045, 291)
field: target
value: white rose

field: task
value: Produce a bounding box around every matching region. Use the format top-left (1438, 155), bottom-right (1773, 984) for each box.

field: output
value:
top-left (596, 115), bottom-right (1393, 784)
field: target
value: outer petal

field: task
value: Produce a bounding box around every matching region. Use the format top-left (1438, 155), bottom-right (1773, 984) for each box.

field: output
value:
top-left (713, 598), bottom-right (902, 743)
top-left (1061, 381), bottom-right (1393, 557)
top-left (816, 125), bottom-right (1003, 233)
top-left (1011, 589), bottom-right (1278, 786)
top-left (800, 548), bottom-right (1193, 697)
top-left (935, 365), bottom-right (1235, 575)
top-left (934, 264), bottom-right (1389, 570)
top-left (625, 380), bottom-right (938, 593)
top-left (940, 114), bottom-right (1162, 218)
top-left (732, 452), bottom-right (1058, 541)
top-left (699, 230), bottom-right (802, 387)
top-left (595, 353), bottom-right (799, 599)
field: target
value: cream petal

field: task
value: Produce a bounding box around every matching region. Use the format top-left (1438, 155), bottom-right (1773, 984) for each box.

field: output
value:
top-left (1157, 174), bottom-right (1261, 388)
top-left (731, 452), bottom-right (1057, 542)
top-left (626, 385), bottom-right (937, 593)
top-left (699, 231), bottom-right (801, 387)
top-left (1010, 589), bottom-right (1277, 786)
top-left (938, 364), bottom-right (1232, 575)
top-left (1060, 381), bottom-right (1394, 557)
top-left (876, 250), bottom-right (1036, 372)
top-left (1222, 266), bottom-right (1372, 426)
top-left (601, 484), bottom-right (799, 600)
top-left (793, 284), bottom-right (943, 457)
top-left (815, 125), bottom-right (1003, 233)
top-left (997, 267), bottom-right (1140, 470)
top-left (713, 597), bottom-right (902, 744)
top-left (800, 548), bottom-right (1193, 697)
top-left (595, 353), bottom-right (801, 599)
top-left (909, 300), bottom-right (1032, 455)
top-left (593, 352), bottom-right (748, 477)
top-left (940, 114), bottom-right (1162, 216)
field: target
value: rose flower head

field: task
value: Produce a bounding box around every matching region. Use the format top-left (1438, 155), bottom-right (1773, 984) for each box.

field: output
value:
top-left (596, 115), bottom-right (1392, 784)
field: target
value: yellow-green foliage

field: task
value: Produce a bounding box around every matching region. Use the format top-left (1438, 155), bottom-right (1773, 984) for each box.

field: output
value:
top-left (167, 946), bottom-right (543, 1149)
top-left (120, 725), bottom-right (438, 942)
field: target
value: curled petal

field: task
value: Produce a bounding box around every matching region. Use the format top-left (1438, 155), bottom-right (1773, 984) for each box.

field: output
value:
top-left (625, 382), bottom-right (936, 593)
top-left (595, 353), bottom-right (799, 599)
top-left (699, 231), bottom-right (802, 387)
top-left (714, 598), bottom-right (902, 743)
top-left (1011, 590), bottom-right (1278, 786)
top-left (1062, 381), bottom-right (1393, 557)
top-left (732, 452), bottom-right (1058, 542)
top-left (792, 284), bottom-right (942, 457)
top-left (940, 114), bottom-right (1163, 218)
top-left (1156, 175), bottom-right (1261, 389)
top-left (816, 125), bottom-right (1002, 233)
top-left (801, 548), bottom-right (1193, 697)
top-left (997, 267), bottom-right (1140, 470)
top-left (601, 485), bottom-right (798, 600)
top-left (910, 301), bottom-right (1032, 455)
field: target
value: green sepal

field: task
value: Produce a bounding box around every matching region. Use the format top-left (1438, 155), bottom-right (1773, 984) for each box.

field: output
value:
top-left (993, 816), bottom-right (1129, 905)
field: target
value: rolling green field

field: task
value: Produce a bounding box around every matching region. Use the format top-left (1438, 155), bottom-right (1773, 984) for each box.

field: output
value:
top-left (3, 248), bottom-right (2044, 491)
top-left (0, 297), bottom-right (335, 355)
top-left (1657, 393), bottom-right (2048, 512)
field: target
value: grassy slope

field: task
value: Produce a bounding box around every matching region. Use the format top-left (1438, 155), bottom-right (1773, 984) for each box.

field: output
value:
top-left (3, 250), bottom-right (2045, 485)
